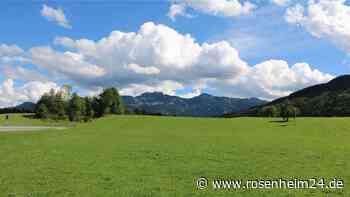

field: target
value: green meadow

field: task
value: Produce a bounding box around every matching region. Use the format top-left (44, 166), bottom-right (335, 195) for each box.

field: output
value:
top-left (0, 114), bottom-right (349, 196)
top-left (0, 114), bottom-right (72, 127)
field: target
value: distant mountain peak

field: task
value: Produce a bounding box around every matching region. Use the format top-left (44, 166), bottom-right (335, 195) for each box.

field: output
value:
top-left (139, 92), bottom-right (165, 97)
top-left (122, 92), bottom-right (266, 117)
top-left (196, 93), bottom-right (212, 98)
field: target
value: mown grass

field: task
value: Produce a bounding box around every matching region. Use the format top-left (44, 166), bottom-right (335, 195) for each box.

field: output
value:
top-left (0, 114), bottom-right (73, 127)
top-left (0, 115), bottom-right (349, 196)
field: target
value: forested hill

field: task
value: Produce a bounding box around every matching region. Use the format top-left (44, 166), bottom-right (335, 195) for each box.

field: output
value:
top-left (246, 75), bottom-right (350, 116)
top-left (122, 92), bottom-right (266, 117)
top-left (0, 102), bottom-right (36, 114)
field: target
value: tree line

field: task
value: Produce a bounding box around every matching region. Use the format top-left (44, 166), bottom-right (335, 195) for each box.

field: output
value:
top-left (0, 107), bottom-right (33, 114)
top-left (35, 87), bottom-right (125, 122)
top-left (258, 100), bottom-right (300, 121)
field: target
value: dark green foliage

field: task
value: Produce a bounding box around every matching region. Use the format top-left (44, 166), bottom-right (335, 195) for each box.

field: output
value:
top-left (280, 101), bottom-right (299, 122)
top-left (250, 75), bottom-right (350, 117)
top-left (99, 88), bottom-right (124, 115)
top-left (259, 105), bottom-right (279, 117)
top-left (35, 103), bottom-right (49, 119)
top-left (92, 97), bottom-right (103, 118)
top-left (36, 90), bottom-right (67, 120)
top-left (35, 87), bottom-right (125, 122)
top-left (53, 93), bottom-right (67, 120)
top-left (68, 93), bottom-right (86, 122)
top-left (84, 97), bottom-right (94, 122)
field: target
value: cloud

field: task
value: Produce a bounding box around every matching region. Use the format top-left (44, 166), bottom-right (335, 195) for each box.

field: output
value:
top-left (218, 60), bottom-right (334, 99)
top-left (0, 22), bottom-right (334, 107)
top-left (53, 22), bottom-right (248, 89)
top-left (54, 37), bottom-right (76, 48)
top-left (285, 3), bottom-right (305, 24)
top-left (0, 44), bottom-right (23, 57)
top-left (0, 44), bottom-right (30, 64)
top-left (30, 47), bottom-right (105, 81)
top-left (179, 89), bottom-right (202, 98)
top-left (119, 80), bottom-right (184, 96)
top-left (127, 63), bottom-right (160, 75)
top-left (271, 0), bottom-right (290, 6)
top-left (41, 4), bottom-right (71, 29)
top-left (285, 0), bottom-right (350, 53)
top-left (0, 79), bottom-right (59, 108)
top-left (168, 0), bottom-right (256, 20)
top-left (168, 3), bottom-right (193, 21)
top-left (43, 22), bottom-right (333, 100)
top-left (2, 66), bottom-right (49, 82)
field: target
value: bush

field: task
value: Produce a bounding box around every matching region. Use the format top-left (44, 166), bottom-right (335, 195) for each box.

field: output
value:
top-left (259, 105), bottom-right (279, 117)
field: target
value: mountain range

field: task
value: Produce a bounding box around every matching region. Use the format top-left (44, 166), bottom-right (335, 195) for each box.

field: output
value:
top-left (8, 74), bottom-right (350, 118)
top-left (245, 75), bottom-right (350, 116)
top-left (0, 93), bottom-right (267, 117)
top-left (122, 92), bottom-right (266, 117)
top-left (0, 102), bottom-right (36, 114)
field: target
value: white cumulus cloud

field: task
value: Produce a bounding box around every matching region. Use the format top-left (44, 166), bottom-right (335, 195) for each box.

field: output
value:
top-left (44, 22), bottom-right (333, 100)
top-left (119, 80), bottom-right (184, 96)
top-left (0, 44), bottom-right (23, 57)
top-left (168, 0), bottom-right (256, 20)
top-left (271, 0), bottom-right (290, 6)
top-left (0, 79), bottom-right (60, 108)
top-left (127, 63), bottom-right (160, 75)
top-left (41, 4), bottom-right (71, 29)
top-left (285, 0), bottom-right (350, 53)
top-left (0, 22), bottom-right (334, 107)
top-left (52, 22), bottom-right (248, 90)
top-left (221, 60), bottom-right (334, 99)
top-left (0, 44), bottom-right (29, 64)
top-left (30, 47), bottom-right (106, 80)
top-left (2, 66), bottom-right (49, 82)
top-left (168, 3), bottom-right (193, 21)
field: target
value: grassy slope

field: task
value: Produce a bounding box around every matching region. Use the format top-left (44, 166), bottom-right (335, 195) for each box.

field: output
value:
top-left (0, 115), bottom-right (349, 196)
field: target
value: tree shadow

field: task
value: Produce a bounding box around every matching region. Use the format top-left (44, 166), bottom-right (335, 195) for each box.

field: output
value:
top-left (269, 119), bottom-right (292, 127)
top-left (269, 120), bottom-right (288, 123)
top-left (23, 114), bottom-right (36, 119)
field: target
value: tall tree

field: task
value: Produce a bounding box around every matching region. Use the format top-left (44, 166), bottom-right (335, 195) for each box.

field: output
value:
top-left (68, 93), bottom-right (86, 122)
top-left (36, 103), bottom-right (49, 119)
top-left (280, 101), bottom-right (299, 122)
top-left (99, 88), bottom-right (124, 116)
top-left (84, 97), bottom-right (94, 122)
top-left (53, 93), bottom-right (67, 120)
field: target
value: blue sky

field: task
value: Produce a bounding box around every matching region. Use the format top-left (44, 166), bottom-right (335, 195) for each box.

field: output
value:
top-left (0, 0), bottom-right (349, 107)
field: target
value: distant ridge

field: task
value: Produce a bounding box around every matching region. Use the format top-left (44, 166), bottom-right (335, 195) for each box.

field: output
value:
top-left (245, 75), bottom-right (350, 116)
top-left (15, 102), bottom-right (36, 112)
top-left (121, 92), bottom-right (266, 117)
top-left (0, 102), bottom-right (36, 114)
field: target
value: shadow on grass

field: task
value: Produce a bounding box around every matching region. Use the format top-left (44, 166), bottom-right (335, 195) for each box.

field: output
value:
top-left (269, 120), bottom-right (295, 127)
top-left (269, 120), bottom-right (288, 123)
top-left (23, 114), bottom-right (36, 119)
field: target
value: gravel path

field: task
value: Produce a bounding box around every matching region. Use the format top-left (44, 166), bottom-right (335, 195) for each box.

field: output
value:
top-left (0, 126), bottom-right (66, 132)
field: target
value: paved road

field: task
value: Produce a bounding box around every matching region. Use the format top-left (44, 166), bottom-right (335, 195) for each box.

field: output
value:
top-left (0, 126), bottom-right (66, 132)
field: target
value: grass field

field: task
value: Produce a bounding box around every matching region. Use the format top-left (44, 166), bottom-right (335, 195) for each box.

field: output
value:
top-left (0, 115), bottom-right (349, 196)
top-left (0, 114), bottom-right (73, 127)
